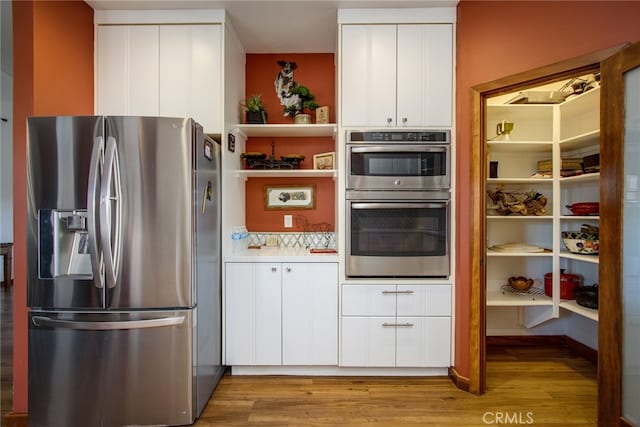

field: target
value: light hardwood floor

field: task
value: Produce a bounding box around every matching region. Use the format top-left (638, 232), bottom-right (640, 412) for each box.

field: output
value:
top-left (194, 346), bottom-right (596, 426)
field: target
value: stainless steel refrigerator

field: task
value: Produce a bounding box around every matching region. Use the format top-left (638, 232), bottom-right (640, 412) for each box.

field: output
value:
top-left (26, 116), bottom-right (223, 427)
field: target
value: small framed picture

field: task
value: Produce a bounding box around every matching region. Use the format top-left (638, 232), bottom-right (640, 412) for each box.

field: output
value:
top-left (313, 151), bottom-right (335, 170)
top-left (264, 185), bottom-right (316, 210)
top-left (316, 106), bottom-right (329, 124)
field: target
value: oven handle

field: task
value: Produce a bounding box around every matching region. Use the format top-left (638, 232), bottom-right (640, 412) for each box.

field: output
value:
top-left (349, 145), bottom-right (448, 153)
top-left (350, 202), bottom-right (448, 210)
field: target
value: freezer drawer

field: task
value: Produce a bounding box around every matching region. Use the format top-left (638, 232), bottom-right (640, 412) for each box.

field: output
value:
top-left (28, 310), bottom-right (195, 427)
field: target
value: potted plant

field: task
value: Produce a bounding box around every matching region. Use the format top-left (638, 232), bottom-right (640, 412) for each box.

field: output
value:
top-left (242, 94), bottom-right (268, 124)
top-left (283, 85), bottom-right (319, 124)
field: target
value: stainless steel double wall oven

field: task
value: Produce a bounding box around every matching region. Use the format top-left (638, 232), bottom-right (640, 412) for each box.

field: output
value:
top-left (346, 130), bottom-right (451, 278)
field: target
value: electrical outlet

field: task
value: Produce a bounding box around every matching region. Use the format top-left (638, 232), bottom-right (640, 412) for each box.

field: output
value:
top-left (284, 215), bottom-right (293, 228)
top-left (265, 235), bottom-right (279, 247)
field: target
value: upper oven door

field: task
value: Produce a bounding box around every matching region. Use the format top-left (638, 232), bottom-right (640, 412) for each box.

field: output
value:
top-left (346, 144), bottom-right (449, 190)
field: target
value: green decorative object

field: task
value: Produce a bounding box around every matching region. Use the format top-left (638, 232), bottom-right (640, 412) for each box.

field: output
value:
top-left (242, 94), bottom-right (268, 124)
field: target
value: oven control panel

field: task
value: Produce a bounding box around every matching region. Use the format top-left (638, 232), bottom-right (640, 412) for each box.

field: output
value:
top-left (349, 130), bottom-right (450, 143)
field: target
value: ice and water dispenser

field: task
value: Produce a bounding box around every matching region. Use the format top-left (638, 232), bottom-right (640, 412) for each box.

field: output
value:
top-left (39, 209), bottom-right (93, 279)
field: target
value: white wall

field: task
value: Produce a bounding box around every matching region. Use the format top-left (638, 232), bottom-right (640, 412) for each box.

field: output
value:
top-left (221, 19), bottom-right (246, 256)
top-left (0, 0), bottom-right (14, 280)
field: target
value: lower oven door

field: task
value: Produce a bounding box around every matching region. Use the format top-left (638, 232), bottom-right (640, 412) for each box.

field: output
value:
top-left (346, 200), bottom-right (449, 278)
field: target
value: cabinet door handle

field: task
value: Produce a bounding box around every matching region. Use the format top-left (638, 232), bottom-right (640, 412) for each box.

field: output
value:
top-left (286, 267), bottom-right (292, 273)
top-left (381, 290), bottom-right (414, 294)
top-left (386, 117), bottom-right (393, 125)
top-left (382, 322), bottom-right (414, 327)
top-left (402, 117), bottom-right (408, 124)
top-left (271, 266), bottom-right (277, 272)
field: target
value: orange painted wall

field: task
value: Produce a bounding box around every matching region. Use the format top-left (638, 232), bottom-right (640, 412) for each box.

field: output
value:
top-left (245, 54), bottom-right (336, 231)
top-left (454, 1), bottom-right (640, 379)
top-left (245, 53), bottom-right (335, 124)
top-left (12, 0), bottom-right (94, 413)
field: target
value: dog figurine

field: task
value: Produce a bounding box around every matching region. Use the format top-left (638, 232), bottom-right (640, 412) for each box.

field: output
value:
top-left (275, 60), bottom-right (301, 116)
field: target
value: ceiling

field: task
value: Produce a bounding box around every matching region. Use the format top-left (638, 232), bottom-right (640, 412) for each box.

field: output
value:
top-left (85, 0), bottom-right (458, 53)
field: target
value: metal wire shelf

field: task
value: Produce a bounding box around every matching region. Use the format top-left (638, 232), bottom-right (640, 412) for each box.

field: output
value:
top-left (500, 284), bottom-right (546, 298)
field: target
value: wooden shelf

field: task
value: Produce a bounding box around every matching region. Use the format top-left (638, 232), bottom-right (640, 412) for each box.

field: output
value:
top-left (487, 289), bottom-right (553, 307)
top-left (236, 123), bottom-right (337, 138)
top-left (559, 251), bottom-right (599, 264)
top-left (486, 215), bottom-right (552, 221)
top-left (560, 172), bottom-right (600, 183)
top-left (559, 129), bottom-right (600, 150)
top-left (560, 300), bottom-right (598, 321)
top-left (487, 249), bottom-right (552, 257)
top-left (487, 140), bottom-right (553, 152)
top-left (560, 215), bottom-right (600, 221)
top-left (234, 169), bottom-right (337, 180)
top-left (487, 177), bottom-right (553, 185)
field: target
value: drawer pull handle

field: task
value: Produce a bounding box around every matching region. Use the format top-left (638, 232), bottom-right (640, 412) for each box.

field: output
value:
top-left (382, 322), bottom-right (414, 327)
top-left (381, 290), bottom-right (414, 294)
top-left (286, 267), bottom-right (292, 273)
top-left (271, 267), bottom-right (277, 272)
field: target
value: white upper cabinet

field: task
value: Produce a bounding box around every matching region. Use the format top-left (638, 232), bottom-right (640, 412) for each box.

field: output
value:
top-left (340, 23), bottom-right (453, 128)
top-left (96, 23), bottom-right (222, 134)
top-left (159, 25), bottom-right (222, 133)
top-left (96, 25), bottom-right (159, 117)
top-left (396, 24), bottom-right (453, 128)
top-left (341, 25), bottom-right (397, 127)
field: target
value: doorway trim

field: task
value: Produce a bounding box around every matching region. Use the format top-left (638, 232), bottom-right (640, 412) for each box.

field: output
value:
top-left (469, 44), bottom-right (627, 395)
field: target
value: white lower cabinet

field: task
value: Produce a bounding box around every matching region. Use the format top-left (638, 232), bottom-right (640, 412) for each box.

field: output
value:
top-left (225, 262), bottom-right (282, 365)
top-left (282, 263), bottom-right (338, 365)
top-left (225, 262), bottom-right (338, 366)
top-left (341, 284), bottom-right (451, 367)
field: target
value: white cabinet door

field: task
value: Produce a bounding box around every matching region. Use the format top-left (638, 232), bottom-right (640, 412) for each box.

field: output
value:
top-left (341, 25), bottom-right (396, 127)
top-left (396, 285), bottom-right (452, 317)
top-left (159, 25), bottom-right (222, 133)
top-left (397, 24), bottom-right (453, 127)
top-left (282, 263), bottom-right (338, 365)
top-left (396, 317), bottom-right (451, 367)
top-left (341, 317), bottom-right (396, 367)
top-left (225, 263), bottom-right (282, 365)
top-left (96, 25), bottom-right (159, 116)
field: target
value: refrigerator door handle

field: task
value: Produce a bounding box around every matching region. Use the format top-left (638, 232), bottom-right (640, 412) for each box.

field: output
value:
top-left (87, 135), bottom-right (105, 289)
top-left (100, 136), bottom-right (123, 289)
top-left (31, 315), bottom-right (185, 331)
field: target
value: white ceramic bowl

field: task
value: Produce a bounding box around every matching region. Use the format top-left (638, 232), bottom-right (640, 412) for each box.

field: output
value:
top-left (561, 232), bottom-right (599, 255)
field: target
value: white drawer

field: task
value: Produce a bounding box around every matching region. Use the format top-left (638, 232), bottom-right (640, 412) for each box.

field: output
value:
top-left (342, 284), bottom-right (396, 316)
top-left (396, 285), bottom-right (452, 317)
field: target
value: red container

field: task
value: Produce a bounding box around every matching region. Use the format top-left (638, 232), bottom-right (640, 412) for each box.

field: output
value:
top-left (544, 271), bottom-right (583, 300)
top-left (566, 202), bottom-right (599, 216)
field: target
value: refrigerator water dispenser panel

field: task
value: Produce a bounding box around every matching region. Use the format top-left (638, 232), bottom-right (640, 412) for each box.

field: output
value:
top-left (39, 209), bottom-right (93, 279)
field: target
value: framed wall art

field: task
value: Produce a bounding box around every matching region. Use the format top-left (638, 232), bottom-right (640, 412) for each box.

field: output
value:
top-left (313, 151), bottom-right (335, 170)
top-left (264, 184), bottom-right (316, 210)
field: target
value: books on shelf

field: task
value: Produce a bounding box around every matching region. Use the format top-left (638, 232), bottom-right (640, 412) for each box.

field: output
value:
top-left (537, 158), bottom-right (583, 176)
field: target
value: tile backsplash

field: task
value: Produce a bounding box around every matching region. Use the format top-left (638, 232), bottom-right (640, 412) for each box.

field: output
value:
top-left (248, 232), bottom-right (336, 249)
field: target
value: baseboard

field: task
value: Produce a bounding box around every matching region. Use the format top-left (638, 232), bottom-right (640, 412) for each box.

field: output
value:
top-left (486, 335), bottom-right (565, 346)
top-left (562, 335), bottom-right (598, 364)
top-left (486, 335), bottom-right (597, 364)
top-left (448, 366), bottom-right (470, 392)
top-left (3, 413), bottom-right (28, 427)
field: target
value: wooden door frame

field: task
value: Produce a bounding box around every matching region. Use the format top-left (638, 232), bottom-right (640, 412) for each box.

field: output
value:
top-left (468, 44), bottom-right (627, 396)
top-left (599, 41), bottom-right (640, 427)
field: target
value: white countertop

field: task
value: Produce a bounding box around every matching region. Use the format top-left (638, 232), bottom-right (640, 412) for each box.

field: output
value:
top-left (224, 247), bottom-right (339, 263)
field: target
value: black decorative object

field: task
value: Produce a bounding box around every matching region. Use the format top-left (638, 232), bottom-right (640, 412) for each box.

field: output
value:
top-left (241, 142), bottom-right (304, 169)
